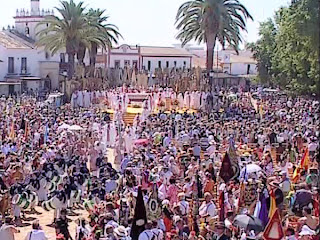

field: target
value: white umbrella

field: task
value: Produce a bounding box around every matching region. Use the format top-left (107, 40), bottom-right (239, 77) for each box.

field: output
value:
top-left (241, 163), bottom-right (262, 174)
top-left (58, 123), bottom-right (71, 130)
top-left (69, 125), bottom-right (83, 131)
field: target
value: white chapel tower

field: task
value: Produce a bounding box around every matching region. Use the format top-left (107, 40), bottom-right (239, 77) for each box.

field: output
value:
top-left (14, 0), bottom-right (53, 40)
top-left (31, 0), bottom-right (40, 16)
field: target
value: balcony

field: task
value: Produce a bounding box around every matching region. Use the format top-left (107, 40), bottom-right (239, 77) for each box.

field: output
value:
top-left (5, 68), bottom-right (31, 78)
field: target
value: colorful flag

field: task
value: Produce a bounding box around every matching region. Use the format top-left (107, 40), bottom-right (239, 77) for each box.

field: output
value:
top-left (8, 121), bottom-right (15, 139)
top-left (130, 186), bottom-right (147, 240)
top-left (259, 104), bottom-right (264, 118)
top-left (268, 190), bottom-right (277, 218)
top-left (258, 191), bottom-right (269, 227)
top-left (219, 152), bottom-right (235, 183)
top-left (219, 191), bottom-right (225, 221)
top-left (292, 148), bottom-right (310, 182)
top-left (238, 181), bottom-right (246, 208)
top-left (263, 209), bottom-right (284, 240)
top-left (24, 120), bottom-right (30, 140)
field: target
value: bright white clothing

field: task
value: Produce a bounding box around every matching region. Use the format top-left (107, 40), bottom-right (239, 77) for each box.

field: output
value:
top-left (199, 201), bottom-right (216, 217)
top-left (24, 230), bottom-right (48, 240)
top-left (138, 230), bottom-right (154, 240)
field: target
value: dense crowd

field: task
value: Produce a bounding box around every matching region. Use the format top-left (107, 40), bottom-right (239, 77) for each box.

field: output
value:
top-left (0, 86), bottom-right (319, 240)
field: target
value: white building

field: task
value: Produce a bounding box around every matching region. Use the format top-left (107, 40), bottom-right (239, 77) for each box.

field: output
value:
top-left (220, 49), bottom-right (257, 75)
top-left (96, 45), bottom-right (193, 72)
top-left (0, 0), bottom-right (85, 95)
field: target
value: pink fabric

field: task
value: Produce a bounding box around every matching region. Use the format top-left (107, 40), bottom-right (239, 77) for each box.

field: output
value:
top-left (167, 184), bottom-right (179, 205)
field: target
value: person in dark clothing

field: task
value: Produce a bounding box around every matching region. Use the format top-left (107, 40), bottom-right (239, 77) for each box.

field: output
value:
top-left (269, 131), bottom-right (277, 144)
top-left (0, 176), bottom-right (8, 191)
top-left (91, 182), bottom-right (106, 200)
top-left (56, 209), bottom-right (72, 240)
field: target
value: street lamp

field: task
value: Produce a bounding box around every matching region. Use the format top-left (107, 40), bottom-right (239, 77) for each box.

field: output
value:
top-left (62, 70), bottom-right (67, 103)
top-left (209, 71), bottom-right (214, 91)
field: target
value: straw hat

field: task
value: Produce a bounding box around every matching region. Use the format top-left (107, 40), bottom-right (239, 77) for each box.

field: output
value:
top-left (114, 226), bottom-right (128, 238)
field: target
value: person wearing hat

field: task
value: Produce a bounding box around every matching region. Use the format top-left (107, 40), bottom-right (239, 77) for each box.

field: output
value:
top-left (199, 192), bottom-right (217, 222)
top-left (24, 220), bottom-right (48, 240)
top-left (0, 216), bottom-right (20, 240)
top-left (176, 193), bottom-right (189, 219)
top-left (138, 221), bottom-right (155, 240)
top-left (114, 225), bottom-right (130, 239)
top-left (279, 170), bottom-right (291, 198)
top-left (212, 222), bottom-right (230, 240)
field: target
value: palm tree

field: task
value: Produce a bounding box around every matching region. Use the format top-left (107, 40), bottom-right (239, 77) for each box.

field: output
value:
top-left (36, 0), bottom-right (92, 79)
top-left (176, 0), bottom-right (253, 72)
top-left (86, 9), bottom-right (122, 69)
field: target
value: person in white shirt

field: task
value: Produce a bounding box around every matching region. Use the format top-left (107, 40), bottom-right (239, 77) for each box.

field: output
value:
top-left (24, 220), bottom-right (48, 240)
top-left (279, 171), bottom-right (291, 196)
top-left (138, 222), bottom-right (154, 240)
top-left (177, 193), bottom-right (189, 217)
top-left (199, 192), bottom-right (216, 221)
top-left (206, 142), bottom-right (216, 158)
top-left (0, 217), bottom-right (20, 240)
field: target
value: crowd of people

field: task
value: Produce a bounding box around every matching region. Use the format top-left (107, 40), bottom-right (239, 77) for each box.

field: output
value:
top-left (0, 86), bottom-right (319, 240)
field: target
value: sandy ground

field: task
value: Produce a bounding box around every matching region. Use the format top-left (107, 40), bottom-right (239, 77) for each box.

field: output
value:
top-left (15, 148), bottom-right (116, 240)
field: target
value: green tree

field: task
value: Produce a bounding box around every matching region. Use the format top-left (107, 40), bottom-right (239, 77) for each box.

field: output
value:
top-left (37, 0), bottom-right (89, 79)
top-left (37, 1), bottom-right (121, 79)
top-left (175, 0), bottom-right (252, 71)
top-left (250, 0), bottom-right (319, 95)
top-left (86, 9), bottom-right (122, 69)
top-left (247, 19), bottom-right (276, 85)
top-left (272, 0), bottom-right (319, 94)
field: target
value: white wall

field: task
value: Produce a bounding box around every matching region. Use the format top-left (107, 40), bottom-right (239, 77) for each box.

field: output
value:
top-left (230, 63), bottom-right (257, 75)
top-left (141, 56), bottom-right (191, 72)
top-left (109, 55), bottom-right (139, 68)
top-left (15, 16), bottom-right (47, 41)
top-left (0, 45), bottom-right (8, 81)
top-left (0, 48), bottom-right (59, 77)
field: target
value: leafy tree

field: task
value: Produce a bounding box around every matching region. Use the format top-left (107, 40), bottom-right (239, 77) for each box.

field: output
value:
top-left (37, 0), bottom-right (121, 79)
top-left (175, 0), bottom-right (252, 72)
top-left (86, 9), bottom-right (122, 69)
top-left (37, 0), bottom-right (89, 79)
top-left (250, 0), bottom-right (319, 95)
top-left (77, 9), bottom-right (122, 70)
top-left (247, 19), bottom-right (276, 85)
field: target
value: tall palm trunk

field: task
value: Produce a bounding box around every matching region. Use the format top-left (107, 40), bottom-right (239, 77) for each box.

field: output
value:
top-left (67, 52), bottom-right (75, 79)
top-left (77, 43), bottom-right (86, 65)
top-left (206, 33), bottom-right (216, 72)
top-left (90, 43), bottom-right (98, 67)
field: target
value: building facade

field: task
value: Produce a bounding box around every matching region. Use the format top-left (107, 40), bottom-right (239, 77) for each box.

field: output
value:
top-left (0, 0), bottom-right (87, 95)
top-left (96, 45), bottom-right (193, 72)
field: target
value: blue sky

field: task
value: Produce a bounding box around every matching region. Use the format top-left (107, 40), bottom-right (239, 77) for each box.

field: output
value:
top-left (0, 0), bottom-right (289, 47)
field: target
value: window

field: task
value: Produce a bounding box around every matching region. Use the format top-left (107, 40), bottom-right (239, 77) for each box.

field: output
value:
top-left (21, 57), bottom-right (27, 74)
top-left (147, 61), bottom-right (151, 71)
top-left (8, 57), bottom-right (14, 74)
top-left (133, 60), bottom-right (138, 69)
top-left (124, 60), bottom-right (130, 66)
top-left (158, 61), bottom-right (161, 68)
top-left (25, 27), bottom-right (30, 35)
top-left (115, 60), bottom-right (120, 68)
top-left (60, 53), bottom-right (65, 63)
top-left (166, 61), bottom-right (169, 68)
top-left (45, 52), bottom-right (50, 60)
top-left (174, 61), bottom-right (177, 67)
top-left (247, 64), bottom-right (251, 74)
